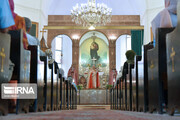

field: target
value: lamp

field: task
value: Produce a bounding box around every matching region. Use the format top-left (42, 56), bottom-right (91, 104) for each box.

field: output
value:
top-left (72, 35), bottom-right (79, 40)
top-left (71, 0), bottom-right (112, 29)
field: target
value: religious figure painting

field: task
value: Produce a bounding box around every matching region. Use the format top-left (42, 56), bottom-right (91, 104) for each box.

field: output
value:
top-left (80, 37), bottom-right (109, 67)
top-left (90, 41), bottom-right (100, 60)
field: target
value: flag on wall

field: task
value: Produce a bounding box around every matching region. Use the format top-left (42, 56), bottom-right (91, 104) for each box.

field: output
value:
top-left (131, 30), bottom-right (144, 56)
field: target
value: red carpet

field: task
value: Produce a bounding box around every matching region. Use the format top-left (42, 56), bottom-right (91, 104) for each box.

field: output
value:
top-left (1, 110), bottom-right (180, 120)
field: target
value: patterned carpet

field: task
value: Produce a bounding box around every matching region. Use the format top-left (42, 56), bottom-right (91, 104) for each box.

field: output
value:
top-left (1, 110), bottom-right (180, 120)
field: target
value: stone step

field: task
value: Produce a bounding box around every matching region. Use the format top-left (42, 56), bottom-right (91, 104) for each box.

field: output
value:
top-left (77, 105), bottom-right (110, 110)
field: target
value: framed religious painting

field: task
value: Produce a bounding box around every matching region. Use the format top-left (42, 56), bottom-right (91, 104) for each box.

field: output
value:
top-left (29, 21), bottom-right (39, 38)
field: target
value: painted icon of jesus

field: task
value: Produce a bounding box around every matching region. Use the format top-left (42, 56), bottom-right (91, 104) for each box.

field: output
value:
top-left (90, 41), bottom-right (100, 60)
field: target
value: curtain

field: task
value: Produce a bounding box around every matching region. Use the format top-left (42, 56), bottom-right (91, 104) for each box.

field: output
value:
top-left (131, 30), bottom-right (144, 56)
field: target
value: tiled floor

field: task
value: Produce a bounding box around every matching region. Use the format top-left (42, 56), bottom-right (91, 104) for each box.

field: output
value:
top-left (1, 110), bottom-right (180, 120)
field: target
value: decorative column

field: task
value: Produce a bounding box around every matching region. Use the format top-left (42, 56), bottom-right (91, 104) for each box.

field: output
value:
top-left (109, 39), bottom-right (116, 70)
top-left (72, 39), bottom-right (79, 84)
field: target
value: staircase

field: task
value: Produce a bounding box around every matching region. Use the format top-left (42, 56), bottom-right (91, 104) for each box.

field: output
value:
top-left (77, 105), bottom-right (110, 110)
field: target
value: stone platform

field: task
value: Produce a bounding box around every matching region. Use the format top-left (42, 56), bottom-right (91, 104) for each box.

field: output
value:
top-left (78, 89), bottom-right (110, 105)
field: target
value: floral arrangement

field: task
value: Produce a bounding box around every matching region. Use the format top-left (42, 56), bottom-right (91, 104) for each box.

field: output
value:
top-left (87, 64), bottom-right (91, 68)
top-left (106, 84), bottom-right (113, 89)
top-left (98, 64), bottom-right (102, 68)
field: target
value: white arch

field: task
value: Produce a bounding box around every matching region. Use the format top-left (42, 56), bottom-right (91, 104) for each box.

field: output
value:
top-left (51, 35), bottom-right (72, 79)
top-left (116, 35), bottom-right (131, 72)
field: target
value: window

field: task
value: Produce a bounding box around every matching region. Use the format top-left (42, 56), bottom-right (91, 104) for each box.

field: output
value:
top-left (116, 35), bottom-right (131, 72)
top-left (54, 35), bottom-right (63, 68)
top-left (126, 35), bottom-right (131, 50)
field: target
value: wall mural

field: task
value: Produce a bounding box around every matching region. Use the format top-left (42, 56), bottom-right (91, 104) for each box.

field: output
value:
top-left (79, 33), bottom-right (109, 89)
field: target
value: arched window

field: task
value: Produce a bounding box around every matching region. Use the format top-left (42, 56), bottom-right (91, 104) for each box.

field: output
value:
top-left (52, 35), bottom-right (63, 68)
top-left (116, 35), bottom-right (131, 72)
top-left (51, 35), bottom-right (72, 78)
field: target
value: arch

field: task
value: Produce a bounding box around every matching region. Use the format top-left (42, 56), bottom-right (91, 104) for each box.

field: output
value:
top-left (115, 33), bottom-right (131, 42)
top-left (47, 30), bottom-right (79, 48)
top-left (51, 34), bottom-right (73, 79)
top-left (116, 34), bottom-right (131, 72)
top-left (79, 30), bottom-right (109, 44)
top-left (51, 34), bottom-right (73, 43)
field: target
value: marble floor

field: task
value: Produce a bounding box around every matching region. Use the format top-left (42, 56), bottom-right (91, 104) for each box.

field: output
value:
top-left (1, 109), bottom-right (180, 120)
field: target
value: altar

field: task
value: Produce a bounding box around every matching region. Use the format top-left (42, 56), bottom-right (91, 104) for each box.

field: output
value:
top-left (78, 89), bottom-right (111, 105)
top-left (79, 66), bottom-right (109, 88)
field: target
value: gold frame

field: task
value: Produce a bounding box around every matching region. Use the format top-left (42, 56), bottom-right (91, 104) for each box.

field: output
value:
top-left (150, 27), bottom-right (153, 42)
top-left (32, 21), bottom-right (39, 38)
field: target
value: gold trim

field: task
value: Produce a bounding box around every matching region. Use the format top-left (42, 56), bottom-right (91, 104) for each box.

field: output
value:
top-left (43, 26), bottom-right (144, 30)
top-left (170, 47), bottom-right (175, 72)
top-left (32, 22), bottom-right (39, 38)
top-left (0, 48), bottom-right (6, 72)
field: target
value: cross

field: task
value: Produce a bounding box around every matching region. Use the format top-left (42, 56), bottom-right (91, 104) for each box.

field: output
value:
top-left (40, 29), bottom-right (46, 37)
top-left (170, 47), bottom-right (175, 72)
top-left (91, 57), bottom-right (97, 65)
top-left (150, 60), bottom-right (154, 80)
top-left (0, 48), bottom-right (6, 72)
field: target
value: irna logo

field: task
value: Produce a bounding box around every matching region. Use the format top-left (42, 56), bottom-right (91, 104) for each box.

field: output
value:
top-left (1, 84), bottom-right (37, 99)
top-left (4, 86), bottom-right (35, 94)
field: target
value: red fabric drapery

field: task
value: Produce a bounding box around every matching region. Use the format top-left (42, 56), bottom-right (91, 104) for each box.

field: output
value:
top-left (96, 72), bottom-right (100, 88)
top-left (88, 72), bottom-right (93, 88)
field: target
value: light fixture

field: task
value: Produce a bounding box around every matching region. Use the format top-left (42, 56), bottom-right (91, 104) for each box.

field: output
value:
top-left (71, 0), bottom-right (112, 29)
top-left (109, 35), bottom-right (117, 40)
top-left (72, 35), bottom-right (79, 40)
top-left (88, 25), bottom-right (95, 30)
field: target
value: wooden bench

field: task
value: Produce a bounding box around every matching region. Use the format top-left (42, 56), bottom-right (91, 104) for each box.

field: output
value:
top-left (166, 2), bottom-right (180, 115)
top-left (28, 46), bottom-right (45, 112)
top-left (143, 43), bottom-right (154, 112)
top-left (48, 62), bottom-right (59, 111)
top-left (44, 59), bottom-right (52, 111)
top-left (62, 77), bottom-right (66, 110)
top-left (0, 32), bottom-right (11, 115)
top-left (132, 56), bottom-right (141, 111)
top-left (147, 28), bottom-right (174, 114)
top-left (9, 30), bottom-right (31, 114)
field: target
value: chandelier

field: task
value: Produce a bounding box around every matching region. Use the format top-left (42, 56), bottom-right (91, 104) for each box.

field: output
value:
top-left (71, 0), bottom-right (112, 30)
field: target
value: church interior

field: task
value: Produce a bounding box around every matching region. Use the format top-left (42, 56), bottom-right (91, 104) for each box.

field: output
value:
top-left (1, 0), bottom-right (180, 119)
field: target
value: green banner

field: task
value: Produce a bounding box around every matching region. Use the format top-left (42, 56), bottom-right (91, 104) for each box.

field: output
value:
top-left (131, 30), bottom-right (144, 56)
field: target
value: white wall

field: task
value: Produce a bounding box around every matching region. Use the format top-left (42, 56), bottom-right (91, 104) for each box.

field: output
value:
top-left (14, 0), bottom-right (50, 40)
top-left (142, 0), bottom-right (164, 44)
